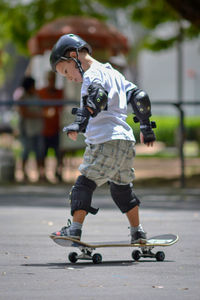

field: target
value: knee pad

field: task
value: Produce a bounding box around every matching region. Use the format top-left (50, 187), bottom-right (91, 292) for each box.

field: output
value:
top-left (69, 175), bottom-right (98, 216)
top-left (110, 182), bottom-right (140, 213)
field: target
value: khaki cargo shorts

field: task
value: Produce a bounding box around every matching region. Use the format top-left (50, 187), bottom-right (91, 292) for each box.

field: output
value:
top-left (79, 139), bottom-right (136, 187)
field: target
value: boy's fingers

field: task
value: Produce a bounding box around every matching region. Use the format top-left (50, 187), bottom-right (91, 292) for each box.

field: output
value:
top-left (68, 131), bottom-right (78, 141)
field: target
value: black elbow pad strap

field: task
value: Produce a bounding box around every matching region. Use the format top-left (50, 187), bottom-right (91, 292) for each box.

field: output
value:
top-left (83, 83), bottom-right (108, 117)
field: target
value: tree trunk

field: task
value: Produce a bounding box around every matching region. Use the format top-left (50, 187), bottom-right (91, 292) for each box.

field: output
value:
top-left (166, 0), bottom-right (200, 26)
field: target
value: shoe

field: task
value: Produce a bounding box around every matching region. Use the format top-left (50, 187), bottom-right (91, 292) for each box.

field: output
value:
top-left (131, 230), bottom-right (147, 244)
top-left (51, 219), bottom-right (82, 240)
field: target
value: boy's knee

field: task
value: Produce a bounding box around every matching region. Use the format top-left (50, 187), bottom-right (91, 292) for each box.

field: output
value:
top-left (110, 182), bottom-right (140, 213)
top-left (69, 175), bottom-right (98, 216)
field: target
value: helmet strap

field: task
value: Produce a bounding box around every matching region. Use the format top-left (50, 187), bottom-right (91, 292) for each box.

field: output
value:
top-left (61, 50), bottom-right (84, 78)
top-left (73, 49), bottom-right (84, 78)
top-left (71, 57), bottom-right (84, 78)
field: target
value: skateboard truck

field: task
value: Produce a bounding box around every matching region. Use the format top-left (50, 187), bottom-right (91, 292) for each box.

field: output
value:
top-left (68, 246), bottom-right (103, 264)
top-left (132, 245), bottom-right (165, 261)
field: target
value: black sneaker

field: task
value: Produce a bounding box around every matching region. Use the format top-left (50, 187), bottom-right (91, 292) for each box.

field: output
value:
top-left (131, 230), bottom-right (147, 244)
top-left (51, 219), bottom-right (82, 240)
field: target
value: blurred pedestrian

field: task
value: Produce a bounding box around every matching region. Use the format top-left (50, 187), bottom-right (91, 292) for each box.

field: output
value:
top-left (17, 76), bottom-right (44, 181)
top-left (37, 71), bottom-right (63, 182)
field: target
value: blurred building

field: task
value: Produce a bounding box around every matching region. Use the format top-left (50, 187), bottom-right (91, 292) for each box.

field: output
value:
top-left (138, 25), bottom-right (200, 116)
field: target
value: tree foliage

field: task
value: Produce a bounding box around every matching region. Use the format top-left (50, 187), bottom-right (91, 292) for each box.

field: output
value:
top-left (166, 0), bottom-right (200, 27)
top-left (0, 0), bottom-right (103, 84)
top-left (96, 0), bottom-right (200, 51)
top-left (0, 0), bottom-right (103, 55)
top-left (0, 0), bottom-right (199, 56)
top-left (0, 0), bottom-right (200, 84)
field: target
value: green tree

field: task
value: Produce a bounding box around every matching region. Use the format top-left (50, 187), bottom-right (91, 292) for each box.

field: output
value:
top-left (1, 0), bottom-right (199, 56)
top-left (0, 0), bottom-right (199, 84)
top-left (0, 0), bottom-right (102, 84)
top-left (0, 0), bottom-right (102, 55)
top-left (166, 0), bottom-right (200, 27)
top-left (97, 0), bottom-right (200, 51)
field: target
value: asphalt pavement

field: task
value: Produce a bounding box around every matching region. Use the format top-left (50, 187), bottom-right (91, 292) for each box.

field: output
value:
top-left (0, 184), bottom-right (200, 300)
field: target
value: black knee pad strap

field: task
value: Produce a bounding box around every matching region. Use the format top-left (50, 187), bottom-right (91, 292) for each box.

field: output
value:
top-left (110, 182), bottom-right (140, 213)
top-left (69, 175), bottom-right (98, 216)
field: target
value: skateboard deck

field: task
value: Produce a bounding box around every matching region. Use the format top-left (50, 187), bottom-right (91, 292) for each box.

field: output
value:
top-left (50, 234), bottom-right (179, 264)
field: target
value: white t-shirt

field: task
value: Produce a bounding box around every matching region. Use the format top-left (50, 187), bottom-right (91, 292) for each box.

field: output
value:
top-left (81, 61), bottom-right (136, 144)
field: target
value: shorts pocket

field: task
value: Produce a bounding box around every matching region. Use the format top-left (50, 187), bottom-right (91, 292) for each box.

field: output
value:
top-left (101, 142), bottom-right (115, 157)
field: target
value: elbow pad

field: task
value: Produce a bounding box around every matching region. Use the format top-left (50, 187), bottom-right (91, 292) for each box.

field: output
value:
top-left (127, 88), bottom-right (156, 144)
top-left (127, 88), bottom-right (151, 123)
top-left (83, 83), bottom-right (108, 117)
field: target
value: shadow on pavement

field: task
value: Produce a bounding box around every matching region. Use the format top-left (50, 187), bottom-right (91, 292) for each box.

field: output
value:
top-left (21, 259), bottom-right (174, 269)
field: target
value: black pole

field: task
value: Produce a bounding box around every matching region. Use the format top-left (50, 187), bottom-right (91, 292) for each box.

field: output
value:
top-left (177, 22), bottom-right (185, 188)
top-left (179, 105), bottom-right (185, 188)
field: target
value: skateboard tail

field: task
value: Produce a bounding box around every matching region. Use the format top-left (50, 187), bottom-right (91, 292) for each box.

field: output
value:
top-left (50, 235), bottom-right (81, 247)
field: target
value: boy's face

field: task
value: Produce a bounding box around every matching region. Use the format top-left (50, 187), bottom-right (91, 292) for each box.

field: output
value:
top-left (56, 60), bottom-right (82, 83)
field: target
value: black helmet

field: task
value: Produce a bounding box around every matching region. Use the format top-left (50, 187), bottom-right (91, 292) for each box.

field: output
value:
top-left (50, 33), bottom-right (92, 72)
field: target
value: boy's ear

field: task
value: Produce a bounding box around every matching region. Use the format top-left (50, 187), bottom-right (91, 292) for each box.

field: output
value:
top-left (69, 51), bottom-right (77, 58)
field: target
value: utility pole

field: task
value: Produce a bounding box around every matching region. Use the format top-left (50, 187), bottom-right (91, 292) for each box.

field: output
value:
top-left (177, 22), bottom-right (185, 188)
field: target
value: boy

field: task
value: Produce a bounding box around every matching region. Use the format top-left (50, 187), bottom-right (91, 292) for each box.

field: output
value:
top-left (50, 34), bottom-right (156, 243)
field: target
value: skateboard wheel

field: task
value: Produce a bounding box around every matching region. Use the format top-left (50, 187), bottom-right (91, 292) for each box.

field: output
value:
top-left (92, 253), bottom-right (102, 264)
top-left (132, 250), bottom-right (141, 261)
top-left (68, 252), bottom-right (78, 263)
top-left (155, 251), bottom-right (165, 261)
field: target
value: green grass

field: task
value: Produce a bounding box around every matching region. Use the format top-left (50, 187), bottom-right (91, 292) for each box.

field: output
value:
top-left (126, 115), bottom-right (200, 147)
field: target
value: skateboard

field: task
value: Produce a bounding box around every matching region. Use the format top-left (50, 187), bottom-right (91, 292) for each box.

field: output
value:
top-left (50, 234), bottom-right (179, 264)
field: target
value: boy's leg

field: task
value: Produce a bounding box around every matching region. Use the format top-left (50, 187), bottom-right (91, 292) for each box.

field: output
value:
top-left (110, 182), bottom-right (146, 243)
top-left (73, 210), bottom-right (87, 224)
top-left (126, 205), bottom-right (146, 243)
top-left (51, 175), bottom-right (97, 239)
top-left (126, 205), bottom-right (139, 227)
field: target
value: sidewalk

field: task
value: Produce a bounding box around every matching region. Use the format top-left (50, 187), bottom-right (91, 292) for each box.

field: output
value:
top-left (0, 183), bottom-right (199, 212)
top-left (14, 156), bottom-right (200, 188)
top-left (0, 186), bottom-right (200, 300)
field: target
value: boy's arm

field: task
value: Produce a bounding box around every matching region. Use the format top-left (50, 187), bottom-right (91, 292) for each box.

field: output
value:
top-left (63, 107), bottom-right (90, 134)
top-left (126, 88), bottom-right (156, 145)
top-left (63, 83), bottom-right (108, 137)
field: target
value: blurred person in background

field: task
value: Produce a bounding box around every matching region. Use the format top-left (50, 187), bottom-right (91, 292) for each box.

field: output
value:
top-left (17, 76), bottom-right (44, 181)
top-left (37, 71), bottom-right (63, 182)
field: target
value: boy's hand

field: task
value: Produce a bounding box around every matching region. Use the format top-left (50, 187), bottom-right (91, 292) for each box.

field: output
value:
top-left (139, 120), bottom-right (156, 145)
top-left (68, 131), bottom-right (78, 141)
top-left (140, 132), bottom-right (154, 147)
top-left (63, 107), bottom-right (90, 135)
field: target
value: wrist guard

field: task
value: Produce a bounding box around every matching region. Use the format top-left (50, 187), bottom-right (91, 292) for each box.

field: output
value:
top-left (63, 107), bottom-right (90, 134)
top-left (134, 117), bottom-right (156, 144)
